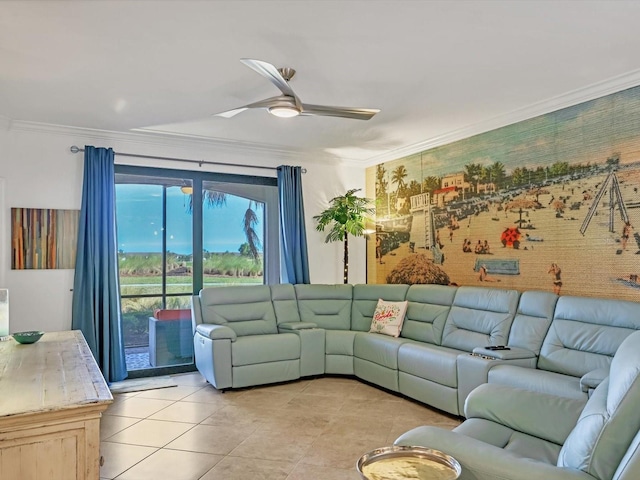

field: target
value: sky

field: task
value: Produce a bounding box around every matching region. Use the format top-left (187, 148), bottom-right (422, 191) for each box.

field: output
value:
top-left (115, 184), bottom-right (264, 255)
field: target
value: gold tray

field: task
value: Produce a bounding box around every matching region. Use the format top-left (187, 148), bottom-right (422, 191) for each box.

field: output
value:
top-left (357, 445), bottom-right (461, 480)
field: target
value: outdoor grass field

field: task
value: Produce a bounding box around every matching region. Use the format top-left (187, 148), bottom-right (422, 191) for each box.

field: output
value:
top-left (119, 252), bottom-right (263, 347)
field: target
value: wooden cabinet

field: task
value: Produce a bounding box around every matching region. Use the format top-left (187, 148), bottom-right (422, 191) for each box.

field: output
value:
top-left (0, 330), bottom-right (112, 479)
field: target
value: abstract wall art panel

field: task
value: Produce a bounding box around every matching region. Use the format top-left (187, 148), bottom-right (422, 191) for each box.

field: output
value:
top-left (11, 208), bottom-right (79, 269)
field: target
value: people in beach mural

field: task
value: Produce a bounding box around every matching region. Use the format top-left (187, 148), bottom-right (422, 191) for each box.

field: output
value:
top-left (365, 85), bottom-right (640, 301)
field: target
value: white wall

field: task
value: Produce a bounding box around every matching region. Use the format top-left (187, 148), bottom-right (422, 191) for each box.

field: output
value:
top-left (0, 122), bottom-right (366, 333)
top-left (0, 117), bottom-right (8, 290)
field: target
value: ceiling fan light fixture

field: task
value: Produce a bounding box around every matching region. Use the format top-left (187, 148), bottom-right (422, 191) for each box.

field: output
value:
top-left (268, 105), bottom-right (300, 118)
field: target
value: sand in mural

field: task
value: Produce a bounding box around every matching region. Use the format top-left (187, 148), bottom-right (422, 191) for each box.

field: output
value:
top-left (366, 86), bottom-right (640, 301)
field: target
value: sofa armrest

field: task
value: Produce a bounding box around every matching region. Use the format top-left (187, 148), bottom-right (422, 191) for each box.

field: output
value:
top-left (465, 383), bottom-right (586, 445)
top-left (457, 351), bottom-right (538, 415)
top-left (196, 323), bottom-right (237, 341)
top-left (278, 322), bottom-right (318, 331)
top-left (473, 346), bottom-right (537, 361)
top-left (580, 367), bottom-right (609, 393)
top-left (191, 294), bottom-right (203, 332)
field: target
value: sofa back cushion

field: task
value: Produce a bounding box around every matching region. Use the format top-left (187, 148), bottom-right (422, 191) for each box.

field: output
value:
top-left (351, 284), bottom-right (409, 331)
top-left (557, 330), bottom-right (640, 480)
top-left (270, 284), bottom-right (301, 325)
top-left (538, 296), bottom-right (640, 377)
top-left (401, 284), bottom-right (457, 344)
top-left (295, 284), bottom-right (353, 330)
top-left (441, 286), bottom-right (520, 352)
top-left (508, 290), bottom-right (558, 355)
top-left (198, 286), bottom-right (278, 336)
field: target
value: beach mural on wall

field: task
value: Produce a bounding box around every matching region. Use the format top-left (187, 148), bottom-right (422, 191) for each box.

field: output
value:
top-left (365, 85), bottom-right (640, 301)
top-left (11, 208), bottom-right (79, 269)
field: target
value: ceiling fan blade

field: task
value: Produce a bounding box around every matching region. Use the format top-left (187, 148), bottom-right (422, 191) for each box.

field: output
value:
top-left (214, 96), bottom-right (283, 118)
top-left (214, 107), bottom-right (249, 118)
top-left (300, 103), bottom-right (380, 120)
top-left (240, 58), bottom-right (298, 99)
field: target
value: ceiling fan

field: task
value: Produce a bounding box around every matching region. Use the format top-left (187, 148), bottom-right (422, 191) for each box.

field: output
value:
top-left (215, 58), bottom-right (380, 120)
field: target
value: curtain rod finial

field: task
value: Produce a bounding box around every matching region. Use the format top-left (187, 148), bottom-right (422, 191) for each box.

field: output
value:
top-left (70, 145), bottom-right (80, 153)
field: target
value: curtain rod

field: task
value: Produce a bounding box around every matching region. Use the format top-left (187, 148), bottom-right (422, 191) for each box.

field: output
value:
top-left (69, 146), bottom-right (306, 173)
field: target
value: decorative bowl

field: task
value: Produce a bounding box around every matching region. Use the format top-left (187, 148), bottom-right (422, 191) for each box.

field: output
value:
top-left (12, 331), bottom-right (45, 344)
top-left (357, 445), bottom-right (461, 480)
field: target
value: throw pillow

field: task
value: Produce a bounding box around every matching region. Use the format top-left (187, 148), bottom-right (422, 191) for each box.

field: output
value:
top-left (369, 299), bottom-right (408, 337)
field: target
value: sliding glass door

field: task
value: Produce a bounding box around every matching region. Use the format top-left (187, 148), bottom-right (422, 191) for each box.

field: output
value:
top-left (115, 166), bottom-right (278, 375)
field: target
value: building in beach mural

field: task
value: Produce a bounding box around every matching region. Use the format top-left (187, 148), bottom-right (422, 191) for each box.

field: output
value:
top-left (365, 85), bottom-right (640, 301)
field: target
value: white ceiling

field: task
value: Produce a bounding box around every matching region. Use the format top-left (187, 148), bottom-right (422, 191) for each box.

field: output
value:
top-left (3, 1), bottom-right (640, 165)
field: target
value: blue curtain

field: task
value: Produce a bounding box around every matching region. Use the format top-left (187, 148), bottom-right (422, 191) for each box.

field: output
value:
top-left (72, 146), bottom-right (127, 383)
top-left (277, 166), bottom-right (310, 284)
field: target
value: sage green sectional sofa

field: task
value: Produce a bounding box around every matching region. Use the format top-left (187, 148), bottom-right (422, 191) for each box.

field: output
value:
top-left (395, 330), bottom-right (640, 480)
top-left (191, 283), bottom-right (640, 418)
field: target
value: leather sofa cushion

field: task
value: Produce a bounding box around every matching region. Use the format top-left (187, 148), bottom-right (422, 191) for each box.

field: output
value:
top-left (326, 330), bottom-right (356, 355)
top-left (466, 383), bottom-right (585, 446)
top-left (351, 284), bottom-right (409, 331)
top-left (558, 330), bottom-right (640, 480)
top-left (353, 332), bottom-right (408, 369)
top-left (295, 284), bottom-right (353, 330)
top-left (539, 295), bottom-right (640, 377)
top-left (488, 364), bottom-right (586, 401)
top-left (231, 333), bottom-right (300, 366)
top-left (442, 287), bottom-right (519, 352)
top-left (200, 285), bottom-right (278, 336)
top-left (270, 284), bottom-right (301, 324)
top-left (400, 284), bottom-right (457, 345)
top-left (507, 290), bottom-right (557, 355)
top-left (455, 418), bottom-right (562, 465)
top-left (539, 319), bottom-right (626, 377)
top-left (398, 342), bottom-right (460, 388)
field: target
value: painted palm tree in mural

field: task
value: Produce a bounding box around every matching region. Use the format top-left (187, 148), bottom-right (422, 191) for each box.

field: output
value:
top-left (478, 162), bottom-right (507, 194)
top-left (376, 164), bottom-right (390, 217)
top-left (511, 166), bottom-right (529, 187)
top-left (392, 165), bottom-right (408, 193)
top-left (464, 163), bottom-right (484, 194)
top-left (422, 176), bottom-right (441, 195)
top-left (391, 165), bottom-right (408, 213)
top-left (489, 162), bottom-right (507, 191)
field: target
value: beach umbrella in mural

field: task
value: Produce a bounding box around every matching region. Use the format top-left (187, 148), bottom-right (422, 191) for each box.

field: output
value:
top-left (552, 199), bottom-right (566, 212)
top-left (527, 187), bottom-right (550, 201)
top-left (505, 198), bottom-right (540, 225)
top-left (386, 253), bottom-right (450, 285)
top-left (505, 198), bottom-right (540, 210)
top-left (500, 227), bottom-right (521, 249)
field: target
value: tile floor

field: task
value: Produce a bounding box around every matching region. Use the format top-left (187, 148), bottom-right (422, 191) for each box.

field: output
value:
top-left (100, 373), bottom-right (462, 480)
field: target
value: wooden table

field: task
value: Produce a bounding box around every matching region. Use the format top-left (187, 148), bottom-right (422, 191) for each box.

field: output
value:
top-left (0, 330), bottom-right (113, 479)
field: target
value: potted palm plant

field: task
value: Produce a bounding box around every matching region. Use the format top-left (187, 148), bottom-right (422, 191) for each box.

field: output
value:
top-left (314, 188), bottom-right (374, 284)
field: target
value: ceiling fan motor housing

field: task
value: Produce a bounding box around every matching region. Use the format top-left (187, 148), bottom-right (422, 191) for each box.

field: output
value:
top-left (277, 67), bottom-right (296, 82)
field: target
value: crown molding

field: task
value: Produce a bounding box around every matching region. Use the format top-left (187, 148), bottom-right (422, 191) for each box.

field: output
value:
top-left (363, 68), bottom-right (640, 167)
top-left (8, 120), bottom-right (338, 164)
top-left (9, 67), bottom-right (640, 170)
